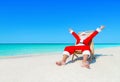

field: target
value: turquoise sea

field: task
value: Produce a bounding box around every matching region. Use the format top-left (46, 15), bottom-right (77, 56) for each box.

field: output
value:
top-left (0, 43), bottom-right (120, 56)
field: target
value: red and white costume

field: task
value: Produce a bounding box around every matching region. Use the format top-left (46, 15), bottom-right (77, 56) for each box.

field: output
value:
top-left (63, 28), bottom-right (101, 57)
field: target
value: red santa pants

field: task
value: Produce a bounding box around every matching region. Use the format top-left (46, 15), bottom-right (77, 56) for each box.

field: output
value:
top-left (63, 45), bottom-right (91, 56)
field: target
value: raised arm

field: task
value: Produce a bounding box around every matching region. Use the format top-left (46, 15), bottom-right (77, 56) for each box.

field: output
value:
top-left (83, 25), bottom-right (105, 45)
top-left (69, 29), bottom-right (80, 44)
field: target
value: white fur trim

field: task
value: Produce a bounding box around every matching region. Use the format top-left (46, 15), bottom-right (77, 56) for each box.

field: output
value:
top-left (82, 50), bottom-right (91, 58)
top-left (63, 51), bottom-right (70, 56)
top-left (70, 30), bottom-right (74, 34)
top-left (96, 28), bottom-right (101, 32)
top-left (80, 39), bottom-right (84, 43)
top-left (75, 43), bottom-right (85, 46)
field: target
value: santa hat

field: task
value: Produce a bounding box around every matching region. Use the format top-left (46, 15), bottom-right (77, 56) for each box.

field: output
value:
top-left (80, 32), bottom-right (87, 36)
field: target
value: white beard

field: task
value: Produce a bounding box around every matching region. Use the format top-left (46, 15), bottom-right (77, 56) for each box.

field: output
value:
top-left (75, 35), bottom-right (88, 45)
top-left (80, 35), bottom-right (88, 40)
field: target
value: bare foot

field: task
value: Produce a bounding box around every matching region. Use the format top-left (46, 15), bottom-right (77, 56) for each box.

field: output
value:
top-left (81, 61), bottom-right (90, 69)
top-left (56, 61), bottom-right (65, 66)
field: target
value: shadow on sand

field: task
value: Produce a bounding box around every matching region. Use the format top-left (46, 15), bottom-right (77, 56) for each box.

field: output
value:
top-left (66, 54), bottom-right (113, 65)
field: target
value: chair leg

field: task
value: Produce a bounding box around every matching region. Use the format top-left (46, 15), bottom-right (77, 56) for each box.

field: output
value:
top-left (74, 54), bottom-right (79, 58)
top-left (72, 54), bottom-right (75, 61)
top-left (72, 54), bottom-right (79, 61)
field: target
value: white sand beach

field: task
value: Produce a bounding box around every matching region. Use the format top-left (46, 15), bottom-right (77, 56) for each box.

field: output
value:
top-left (0, 47), bottom-right (120, 82)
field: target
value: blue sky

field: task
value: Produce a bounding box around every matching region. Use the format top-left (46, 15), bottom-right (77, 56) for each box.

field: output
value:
top-left (0, 0), bottom-right (120, 43)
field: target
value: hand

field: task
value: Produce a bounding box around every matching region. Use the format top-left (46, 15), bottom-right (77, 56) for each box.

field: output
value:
top-left (69, 28), bottom-right (73, 33)
top-left (100, 25), bottom-right (105, 30)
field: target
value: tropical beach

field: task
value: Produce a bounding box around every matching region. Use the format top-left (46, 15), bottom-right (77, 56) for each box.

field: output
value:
top-left (0, 0), bottom-right (120, 82)
top-left (0, 46), bottom-right (120, 82)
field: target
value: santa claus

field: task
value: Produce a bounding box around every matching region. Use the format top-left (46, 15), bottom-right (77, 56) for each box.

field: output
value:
top-left (56, 25), bottom-right (105, 68)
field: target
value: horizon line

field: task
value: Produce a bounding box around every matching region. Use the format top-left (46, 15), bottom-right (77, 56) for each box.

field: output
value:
top-left (0, 43), bottom-right (120, 44)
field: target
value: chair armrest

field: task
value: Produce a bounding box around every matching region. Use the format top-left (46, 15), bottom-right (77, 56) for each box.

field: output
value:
top-left (90, 41), bottom-right (94, 55)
